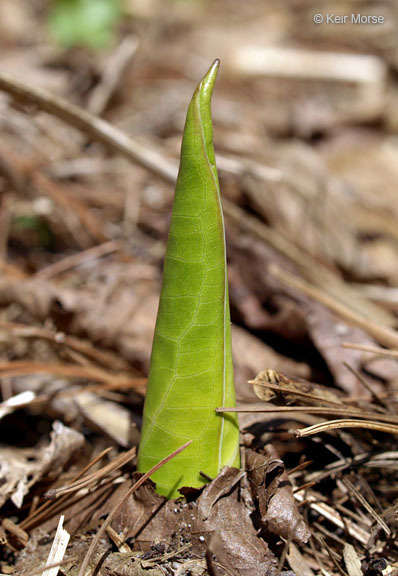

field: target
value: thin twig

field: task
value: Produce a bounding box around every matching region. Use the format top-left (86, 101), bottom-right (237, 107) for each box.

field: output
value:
top-left (316, 534), bottom-right (348, 576)
top-left (342, 342), bottom-right (398, 358)
top-left (217, 405), bottom-right (398, 425)
top-left (295, 419), bottom-right (398, 437)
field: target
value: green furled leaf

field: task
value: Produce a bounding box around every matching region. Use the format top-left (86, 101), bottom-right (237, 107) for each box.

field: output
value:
top-left (137, 60), bottom-right (240, 498)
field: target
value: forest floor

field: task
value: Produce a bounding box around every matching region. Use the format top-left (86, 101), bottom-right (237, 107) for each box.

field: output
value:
top-left (0, 1), bottom-right (397, 574)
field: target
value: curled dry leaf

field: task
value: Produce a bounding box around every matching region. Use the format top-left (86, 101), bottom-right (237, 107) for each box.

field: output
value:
top-left (252, 369), bottom-right (344, 406)
top-left (246, 449), bottom-right (310, 545)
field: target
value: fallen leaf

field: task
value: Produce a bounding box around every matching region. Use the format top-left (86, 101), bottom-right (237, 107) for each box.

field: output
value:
top-left (246, 449), bottom-right (310, 544)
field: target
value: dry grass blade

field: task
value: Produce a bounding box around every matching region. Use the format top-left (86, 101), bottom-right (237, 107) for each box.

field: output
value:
top-left (295, 419), bottom-right (398, 437)
top-left (77, 440), bottom-right (192, 576)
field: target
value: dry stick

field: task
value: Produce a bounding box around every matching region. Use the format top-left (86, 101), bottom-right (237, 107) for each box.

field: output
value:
top-left (295, 419), bottom-right (398, 438)
top-left (34, 239), bottom-right (122, 279)
top-left (217, 406), bottom-right (398, 425)
top-left (77, 440), bottom-right (191, 576)
top-left (342, 342), bottom-right (398, 358)
top-left (269, 264), bottom-right (398, 349)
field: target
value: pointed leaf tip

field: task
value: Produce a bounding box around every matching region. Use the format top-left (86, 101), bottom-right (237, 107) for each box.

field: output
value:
top-left (200, 59), bottom-right (220, 101)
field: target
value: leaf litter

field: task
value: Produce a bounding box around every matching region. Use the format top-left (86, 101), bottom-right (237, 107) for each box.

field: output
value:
top-left (0, 0), bottom-right (397, 574)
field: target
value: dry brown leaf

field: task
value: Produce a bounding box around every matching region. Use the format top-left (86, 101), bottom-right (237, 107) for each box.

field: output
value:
top-left (111, 468), bottom-right (278, 575)
top-left (246, 449), bottom-right (310, 544)
top-left (0, 421), bottom-right (84, 509)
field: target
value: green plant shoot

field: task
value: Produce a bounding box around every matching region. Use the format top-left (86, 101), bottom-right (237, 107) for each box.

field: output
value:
top-left (137, 60), bottom-right (240, 498)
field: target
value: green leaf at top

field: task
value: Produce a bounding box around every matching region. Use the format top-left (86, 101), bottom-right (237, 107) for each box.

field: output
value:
top-left (137, 60), bottom-right (240, 498)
